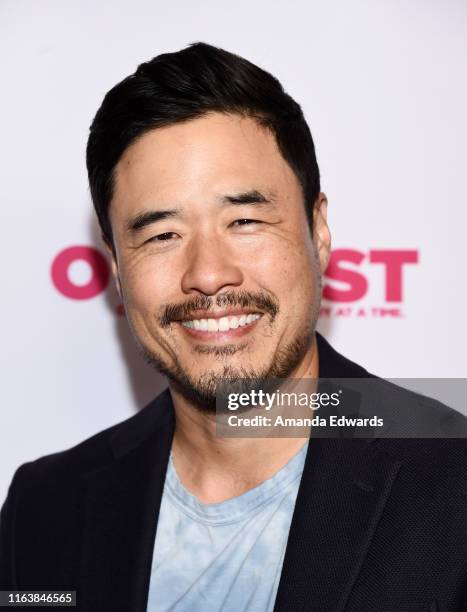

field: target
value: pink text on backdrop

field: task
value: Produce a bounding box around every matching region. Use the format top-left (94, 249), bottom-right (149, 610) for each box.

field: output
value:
top-left (51, 246), bottom-right (419, 310)
top-left (323, 249), bottom-right (419, 302)
top-left (51, 246), bottom-right (110, 300)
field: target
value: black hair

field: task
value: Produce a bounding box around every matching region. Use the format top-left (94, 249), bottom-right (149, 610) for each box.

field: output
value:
top-left (86, 42), bottom-right (320, 251)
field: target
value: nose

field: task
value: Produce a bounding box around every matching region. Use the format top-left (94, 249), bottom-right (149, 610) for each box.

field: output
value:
top-left (180, 234), bottom-right (244, 296)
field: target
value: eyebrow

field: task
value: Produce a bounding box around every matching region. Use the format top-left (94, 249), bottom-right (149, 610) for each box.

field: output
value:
top-left (126, 209), bottom-right (180, 235)
top-left (222, 189), bottom-right (276, 206)
top-left (125, 190), bottom-right (277, 236)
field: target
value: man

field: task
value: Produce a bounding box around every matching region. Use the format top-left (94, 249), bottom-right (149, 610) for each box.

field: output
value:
top-left (1, 43), bottom-right (466, 611)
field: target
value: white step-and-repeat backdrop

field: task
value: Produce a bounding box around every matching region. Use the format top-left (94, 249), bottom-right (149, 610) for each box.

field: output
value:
top-left (1, 0), bottom-right (466, 502)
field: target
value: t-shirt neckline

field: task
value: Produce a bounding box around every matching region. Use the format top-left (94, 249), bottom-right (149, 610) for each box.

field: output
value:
top-left (165, 440), bottom-right (309, 526)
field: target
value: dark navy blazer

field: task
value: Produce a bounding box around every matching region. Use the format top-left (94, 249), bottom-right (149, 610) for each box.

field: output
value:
top-left (1, 333), bottom-right (466, 611)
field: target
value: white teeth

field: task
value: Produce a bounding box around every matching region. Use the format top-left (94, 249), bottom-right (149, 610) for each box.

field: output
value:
top-left (181, 313), bottom-right (261, 331)
top-left (218, 316), bottom-right (230, 332)
top-left (207, 318), bottom-right (218, 332)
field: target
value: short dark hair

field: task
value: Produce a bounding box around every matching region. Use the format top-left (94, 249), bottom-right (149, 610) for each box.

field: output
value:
top-left (86, 42), bottom-right (320, 251)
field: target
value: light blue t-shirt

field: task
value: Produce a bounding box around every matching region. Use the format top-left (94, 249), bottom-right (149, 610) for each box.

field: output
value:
top-left (147, 441), bottom-right (309, 612)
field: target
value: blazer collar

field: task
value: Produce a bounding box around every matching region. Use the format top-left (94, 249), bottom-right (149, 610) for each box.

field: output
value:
top-left (273, 437), bottom-right (401, 611)
top-left (79, 333), bottom-right (400, 612)
top-left (80, 389), bottom-right (175, 611)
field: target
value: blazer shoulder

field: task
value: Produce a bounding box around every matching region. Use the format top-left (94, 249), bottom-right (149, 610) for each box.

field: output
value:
top-left (369, 380), bottom-right (467, 490)
top-left (316, 333), bottom-right (467, 480)
top-left (9, 387), bottom-right (173, 493)
top-left (316, 332), bottom-right (373, 378)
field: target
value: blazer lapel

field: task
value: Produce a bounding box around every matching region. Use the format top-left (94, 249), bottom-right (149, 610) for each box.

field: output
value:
top-left (273, 333), bottom-right (402, 611)
top-left (78, 390), bottom-right (175, 612)
top-left (273, 437), bottom-right (401, 612)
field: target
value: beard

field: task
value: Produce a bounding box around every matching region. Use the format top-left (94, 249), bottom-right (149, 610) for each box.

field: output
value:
top-left (130, 287), bottom-right (320, 414)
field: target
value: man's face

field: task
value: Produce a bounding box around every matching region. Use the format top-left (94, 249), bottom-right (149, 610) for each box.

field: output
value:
top-left (108, 112), bottom-right (330, 411)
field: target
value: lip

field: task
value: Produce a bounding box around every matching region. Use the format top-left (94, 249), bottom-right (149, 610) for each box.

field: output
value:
top-left (176, 307), bottom-right (263, 322)
top-left (176, 313), bottom-right (263, 342)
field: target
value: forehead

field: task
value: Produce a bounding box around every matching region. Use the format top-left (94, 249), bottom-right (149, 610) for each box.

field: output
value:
top-left (111, 112), bottom-right (301, 215)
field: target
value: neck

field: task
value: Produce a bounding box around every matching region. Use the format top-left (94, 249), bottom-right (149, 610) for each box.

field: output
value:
top-left (169, 333), bottom-right (319, 503)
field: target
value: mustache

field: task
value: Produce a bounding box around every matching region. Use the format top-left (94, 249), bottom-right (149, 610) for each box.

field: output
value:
top-left (160, 290), bottom-right (279, 327)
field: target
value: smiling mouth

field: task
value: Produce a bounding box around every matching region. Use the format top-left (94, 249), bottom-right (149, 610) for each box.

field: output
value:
top-left (181, 312), bottom-right (262, 332)
top-left (173, 309), bottom-right (264, 341)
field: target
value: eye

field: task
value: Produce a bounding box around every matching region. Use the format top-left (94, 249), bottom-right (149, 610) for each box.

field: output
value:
top-left (231, 219), bottom-right (262, 227)
top-left (146, 232), bottom-right (178, 243)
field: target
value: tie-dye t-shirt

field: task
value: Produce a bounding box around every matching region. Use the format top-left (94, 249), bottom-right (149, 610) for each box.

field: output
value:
top-left (147, 441), bottom-right (309, 612)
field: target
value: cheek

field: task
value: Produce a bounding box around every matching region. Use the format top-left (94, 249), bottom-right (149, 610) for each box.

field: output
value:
top-left (245, 242), bottom-right (318, 341)
top-left (119, 256), bottom-right (173, 314)
top-left (119, 259), bottom-right (180, 354)
top-left (251, 237), bottom-right (317, 299)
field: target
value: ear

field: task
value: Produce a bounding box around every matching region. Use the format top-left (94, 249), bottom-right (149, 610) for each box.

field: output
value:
top-left (103, 236), bottom-right (122, 300)
top-left (312, 193), bottom-right (331, 273)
